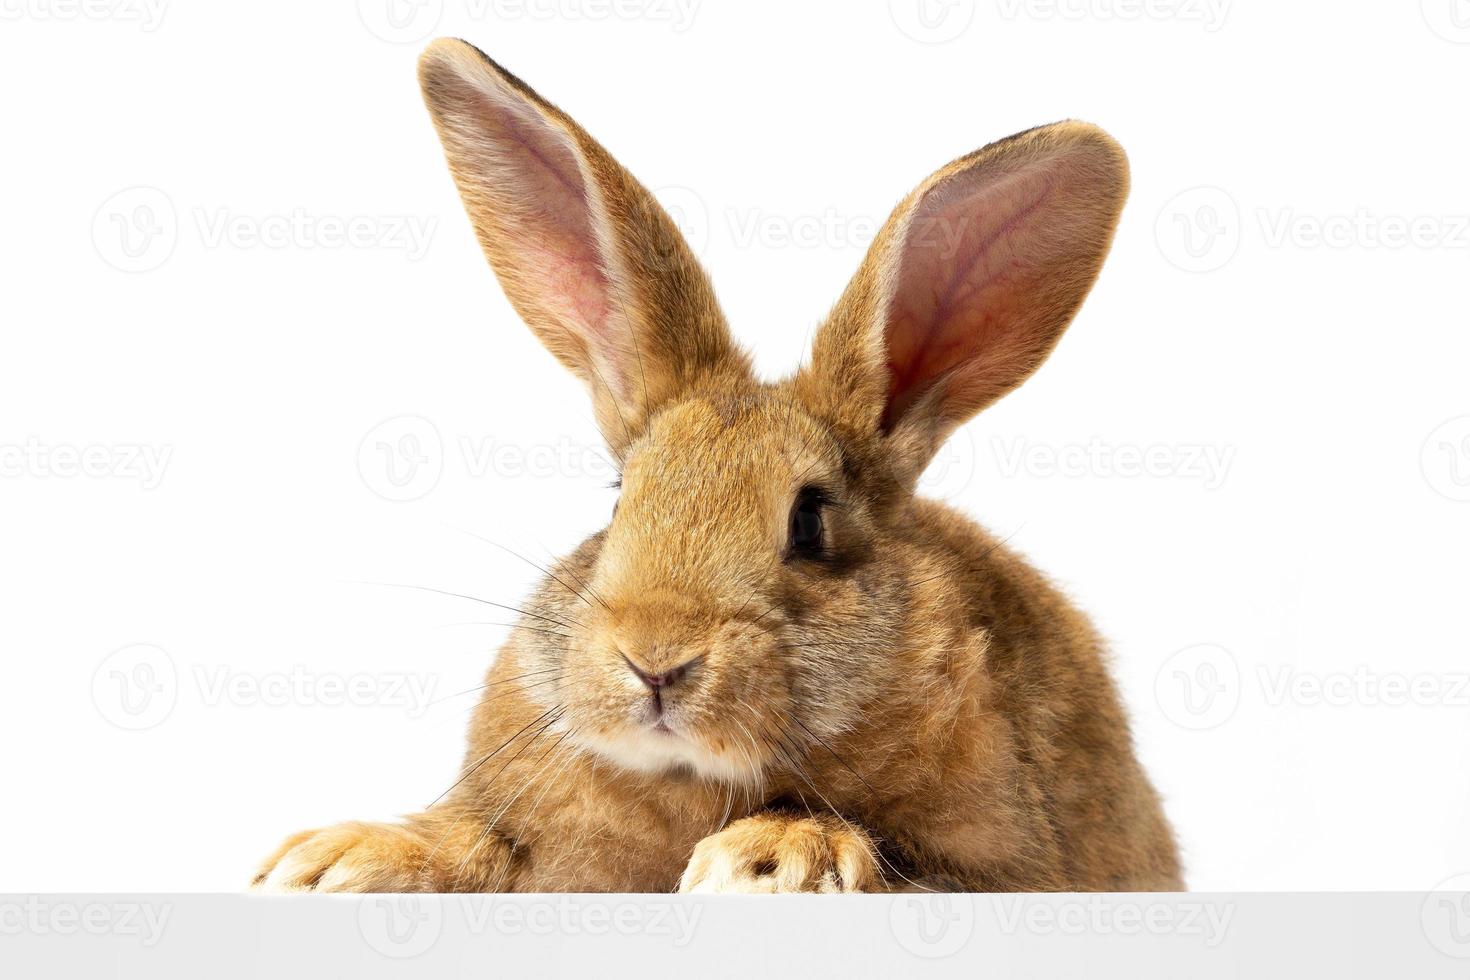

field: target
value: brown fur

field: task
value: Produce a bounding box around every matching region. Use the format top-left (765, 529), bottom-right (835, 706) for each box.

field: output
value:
top-left (254, 38), bottom-right (1181, 893)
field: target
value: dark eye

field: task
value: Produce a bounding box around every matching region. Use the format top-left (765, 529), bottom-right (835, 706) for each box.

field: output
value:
top-left (788, 487), bottom-right (826, 558)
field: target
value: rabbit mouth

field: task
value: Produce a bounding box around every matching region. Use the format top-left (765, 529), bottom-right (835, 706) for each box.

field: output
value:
top-left (571, 714), bottom-right (761, 785)
top-left (645, 709), bottom-right (692, 741)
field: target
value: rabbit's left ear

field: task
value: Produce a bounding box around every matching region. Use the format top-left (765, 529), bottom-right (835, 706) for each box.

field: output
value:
top-left (418, 39), bottom-right (750, 455)
top-left (798, 122), bottom-right (1129, 483)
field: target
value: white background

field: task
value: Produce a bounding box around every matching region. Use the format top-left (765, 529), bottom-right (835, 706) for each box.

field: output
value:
top-left (2, 0), bottom-right (1467, 892)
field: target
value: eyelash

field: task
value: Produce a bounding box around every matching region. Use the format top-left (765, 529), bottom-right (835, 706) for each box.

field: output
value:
top-left (800, 486), bottom-right (833, 508)
top-left (787, 485), bottom-right (831, 561)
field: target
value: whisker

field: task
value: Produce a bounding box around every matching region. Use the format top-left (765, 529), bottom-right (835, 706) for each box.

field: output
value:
top-left (436, 621), bottom-right (575, 641)
top-left (353, 580), bottom-right (583, 633)
top-left (427, 673), bottom-right (564, 733)
top-left (729, 717), bottom-right (764, 798)
top-left (469, 674), bottom-right (563, 709)
top-left (792, 717), bottom-right (880, 798)
top-left (757, 718), bottom-right (933, 893)
top-left (427, 703), bottom-right (563, 808)
top-left (481, 730), bottom-right (577, 891)
top-left (425, 668), bottom-right (561, 708)
top-left (453, 527), bottom-right (610, 614)
top-left (490, 727), bottom-right (584, 891)
top-left (746, 573), bottom-right (829, 633)
top-left (548, 547), bottom-right (613, 613)
top-left (454, 709), bottom-right (568, 879)
top-left (426, 711), bottom-right (565, 882)
top-left (466, 708), bottom-right (567, 811)
top-left (718, 778), bottom-right (735, 832)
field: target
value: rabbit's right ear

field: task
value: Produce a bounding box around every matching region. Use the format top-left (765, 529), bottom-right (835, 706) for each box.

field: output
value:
top-left (797, 122), bottom-right (1129, 487)
top-left (418, 39), bottom-right (749, 455)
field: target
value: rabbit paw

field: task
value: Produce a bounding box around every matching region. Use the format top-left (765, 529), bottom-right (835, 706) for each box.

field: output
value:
top-left (252, 821), bottom-right (437, 893)
top-left (678, 813), bottom-right (881, 893)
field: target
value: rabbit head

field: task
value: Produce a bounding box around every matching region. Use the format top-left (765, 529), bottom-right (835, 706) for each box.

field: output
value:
top-left (418, 38), bottom-right (1128, 785)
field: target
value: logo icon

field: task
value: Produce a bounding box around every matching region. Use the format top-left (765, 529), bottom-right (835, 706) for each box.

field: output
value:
top-left (1422, 416), bottom-right (1470, 502)
top-left (357, 0), bottom-right (443, 44)
top-left (358, 415), bottom-right (444, 502)
top-left (1422, 0), bottom-right (1470, 42)
top-left (918, 426), bottom-right (976, 498)
top-left (358, 896), bottom-right (443, 958)
top-left (889, 0), bottom-right (976, 43)
top-left (92, 644), bottom-right (178, 731)
top-left (92, 186), bottom-right (178, 273)
top-left (654, 185), bottom-right (711, 265)
top-left (1154, 643), bottom-right (1240, 730)
top-left (1422, 874), bottom-right (1470, 957)
top-left (889, 894), bottom-right (975, 957)
top-left (1155, 186), bottom-right (1240, 273)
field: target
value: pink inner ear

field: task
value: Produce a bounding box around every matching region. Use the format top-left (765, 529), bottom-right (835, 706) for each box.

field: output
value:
top-left (882, 158), bottom-right (1064, 430)
top-left (457, 76), bottom-right (617, 362)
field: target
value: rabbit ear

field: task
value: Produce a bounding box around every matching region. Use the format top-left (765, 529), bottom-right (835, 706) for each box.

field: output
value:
top-left (798, 122), bottom-right (1129, 483)
top-left (418, 39), bottom-right (749, 455)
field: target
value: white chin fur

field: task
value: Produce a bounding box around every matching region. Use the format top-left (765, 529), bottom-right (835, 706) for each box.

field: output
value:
top-left (579, 726), bottom-right (754, 784)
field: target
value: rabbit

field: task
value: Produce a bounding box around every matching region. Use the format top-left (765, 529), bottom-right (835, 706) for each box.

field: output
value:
top-left (253, 37), bottom-right (1182, 894)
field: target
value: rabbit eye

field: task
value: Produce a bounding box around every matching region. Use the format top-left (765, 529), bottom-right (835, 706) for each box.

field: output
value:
top-left (788, 487), bottom-right (827, 557)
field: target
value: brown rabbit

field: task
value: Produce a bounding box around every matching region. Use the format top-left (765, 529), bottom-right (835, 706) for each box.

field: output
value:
top-left (254, 37), bottom-right (1182, 893)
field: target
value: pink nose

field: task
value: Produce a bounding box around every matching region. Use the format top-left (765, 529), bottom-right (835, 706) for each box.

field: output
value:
top-left (621, 653), bottom-right (700, 691)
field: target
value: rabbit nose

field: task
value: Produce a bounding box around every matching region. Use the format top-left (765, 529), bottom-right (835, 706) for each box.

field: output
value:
top-left (620, 652), bottom-right (701, 691)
